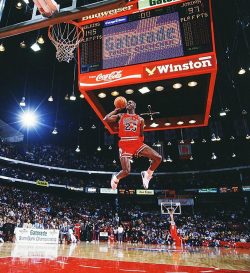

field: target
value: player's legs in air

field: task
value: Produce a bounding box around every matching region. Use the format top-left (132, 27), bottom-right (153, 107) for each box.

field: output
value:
top-left (138, 145), bottom-right (162, 189)
top-left (111, 156), bottom-right (131, 190)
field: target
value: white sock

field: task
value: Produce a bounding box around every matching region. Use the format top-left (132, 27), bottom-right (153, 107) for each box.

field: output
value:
top-left (113, 175), bottom-right (119, 182)
top-left (147, 169), bottom-right (153, 176)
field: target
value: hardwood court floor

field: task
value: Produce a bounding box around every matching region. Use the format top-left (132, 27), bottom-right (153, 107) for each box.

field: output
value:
top-left (0, 242), bottom-right (249, 273)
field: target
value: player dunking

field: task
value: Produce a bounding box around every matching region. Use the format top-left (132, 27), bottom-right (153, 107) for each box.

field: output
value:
top-left (104, 100), bottom-right (162, 190)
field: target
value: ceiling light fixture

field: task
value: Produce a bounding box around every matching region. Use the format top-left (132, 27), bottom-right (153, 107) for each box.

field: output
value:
top-left (150, 122), bottom-right (159, 128)
top-left (30, 42), bottom-right (41, 52)
top-left (167, 142), bottom-right (172, 146)
top-left (177, 121), bottom-right (184, 125)
top-left (211, 153), bottom-right (217, 160)
top-left (189, 120), bottom-right (196, 124)
top-left (20, 41), bottom-right (26, 48)
top-left (98, 92), bottom-right (106, 98)
top-left (202, 138), bottom-right (207, 143)
top-left (48, 96), bottom-right (53, 102)
top-left (246, 134), bottom-right (250, 140)
top-left (52, 128), bottom-right (58, 135)
top-left (125, 89), bottom-right (134, 94)
top-left (75, 145), bottom-right (80, 153)
top-left (238, 68), bottom-right (246, 75)
top-left (242, 109), bottom-right (248, 115)
top-left (78, 126), bottom-right (83, 131)
top-left (64, 94), bottom-right (69, 100)
top-left (19, 97), bottom-right (26, 107)
top-left (190, 139), bottom-right (195, 144)
top-left (232, 153), bottom-right (236, 158)
top-left (111, 91), bottom-right (119, 96)
top-left (173, 83), bottom-right (182, 89)
top-left (211, 134), bottom-right (217, 141)
top-left (0, 43), bottom-right (5, 52)
top-left (188, 81), bottom-right (198, 87)
top-left (80, 93), bottom-right (84, 99)
top-left (113, 159), bottom-right (116, 164)
top-left (97, 146), bottom-right (101, 151)
top-left (179, 139), bottom-right (184, 144)
top-left (138, 87), bottom-right (150, 94)
top-left (166, 155), bottom-right (173, 162)
top-left (37, 35), bottom-right (45, 44)
top-left (108, 146), bottom-right (112, 150)
top-left (91, 124), bottom-right (96, 129)
top-left (190, 156), bottom-right (193, 160)
top-left (216, 136), bottom-right (221, 141)
top-left (165, 122), bottom-right (171, 126)
top-left (70, 93), bottom-right (76, 101)
top-left (155, 86), bottom-right (164, 92)
top-left (220, 108), bottom-right (227, 116)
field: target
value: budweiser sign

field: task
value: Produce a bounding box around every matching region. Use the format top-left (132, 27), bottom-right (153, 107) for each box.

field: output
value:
top-left (144, 55), bottom-right (215, 77)
top-left (96, 71), bottom-right (123, 82)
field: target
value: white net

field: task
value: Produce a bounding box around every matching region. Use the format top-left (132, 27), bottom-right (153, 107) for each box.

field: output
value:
top-left (48, 22), bottom-right (84, 62)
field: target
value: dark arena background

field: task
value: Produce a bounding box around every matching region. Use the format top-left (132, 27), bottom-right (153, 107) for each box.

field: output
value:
top-left (0, 1), bottom-right (249, 273)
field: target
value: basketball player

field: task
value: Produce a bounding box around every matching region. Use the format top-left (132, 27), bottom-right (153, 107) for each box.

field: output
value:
top-left (32, 0), bottom-right (59, 17)
top-left (104, 100), bottom-right (162, 190)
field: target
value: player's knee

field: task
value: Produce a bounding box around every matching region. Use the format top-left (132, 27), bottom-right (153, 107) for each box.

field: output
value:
top-left (155, 154), bottom-right (162, 163)
top-left (122, 169), bottom-right (130, 177)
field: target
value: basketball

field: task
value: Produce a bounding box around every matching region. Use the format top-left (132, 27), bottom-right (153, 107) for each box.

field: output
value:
top-left (114, 96), bottom-right (127, 109)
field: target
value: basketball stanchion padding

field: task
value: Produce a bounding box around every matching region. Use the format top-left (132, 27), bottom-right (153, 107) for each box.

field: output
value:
top-left (48, 21), bottom-right (84, 62)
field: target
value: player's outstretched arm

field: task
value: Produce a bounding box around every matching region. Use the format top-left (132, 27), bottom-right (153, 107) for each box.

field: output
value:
top-left (33, 0), bottom-right (59, 17)
top-left (104, 109), bottom-right (122, 123)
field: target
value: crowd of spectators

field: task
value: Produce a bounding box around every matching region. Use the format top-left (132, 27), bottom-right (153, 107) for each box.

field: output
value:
top-left (0, 184), bottom-right (249, 246)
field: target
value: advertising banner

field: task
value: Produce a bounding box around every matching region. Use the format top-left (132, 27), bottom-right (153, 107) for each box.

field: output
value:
top-left (136, 189), bottom-right (154, 195)
top-left (100, 188), bottom-right (118, 194)
top-left (15, 228), bottom-right (59, 244)
top-left (158, 198), bottom-right (194, 206)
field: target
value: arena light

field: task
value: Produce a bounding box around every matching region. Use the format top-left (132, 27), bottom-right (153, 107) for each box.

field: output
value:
top-left (163, 158), bottom-right (167, 163)
top-left (155, 86), bottom-right (164, 92)
top-left (190, 156), bottom-right (193, 160)
top-left (80, 93), bottom-right (84, 99)
top-left (37, 35), bottom-right (45, 44)
top-left (70, 93), bottom-right (76, 101)
top-left (177, 121), bottom-right (184, 125)
top-left (167, 142), bottom-right (172, 146)
top-left (211, 133), bottom-right (217, 141)
top-left (189, 120), bottom-right (196, 124)
top-left (211, 153), bottom-right (217, 160)
top-left (30, 42), bottom-right (41, 52)
top-left (20, 41), bottom-right (26, 48)
top-left (173, 83), bottom-right (182, 89)
top-left (23, 0), bottom-right (29, 3)
top-left (108, 145), bottom-right (112, 150)
top-left (179, 139), bottom-right (184, 144)
top-left (111, 91), bottom-right (119, 96)
top-left (219, 108), bottom-right (227, 116)
top-left (19, 97), bottom-right (26, 107)
top-left (150, 122), bottom-right (159, 128)
top-left (246, 134), bottom-right (250, 140)
top-left (125, 89), bottom-right (134, 94)
top-left (242, 109), bottom-right (247, 115)
top-left (238, 68), bottom-right (246, 75)
top-left (97, 146), bottom-right (101, 151)
top-left (138, 87), bottom-right (150, 94)
top-left (188, 81), bottom-right (198, 87)
top-left (91, 124), bottom-right (96, 129)
top-left (216, 136), bottom-right (221, 141)
top-left (164, 122), bottom-right (171, 126)
top-left (98, 92), bottom-right (106, 98)
top-left (20, 110), bottom-right (38, 128)
top-left (48, 96), bottom-right (53, 102)
top-left (0, 43), bottom-right (5, 52)
top-left (78, 126), bottom-right (83, 131)
top-left (75, 145), bottom-right (80, 153)
top-left (52, 127), bottom-right (58, 135)
top-left (166, 155), bottom-right (173, 162)
top-left (232, 153), bottom-right (236, 158)
top-left (65, 94), bottom-right (69, 100)
top-left (230, 136), bottom-right (235, 140)
top-left (113, 159), bottom-right (116, 164)
top-left (190, 139), bottom-right (195, 144)
top-left (202, 138), bottom-right (207, 143)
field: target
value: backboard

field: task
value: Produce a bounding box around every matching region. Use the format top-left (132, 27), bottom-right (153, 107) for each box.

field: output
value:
top-left (0, 0), bottom-right (126, 39)
top-left (161, 202), bottom-right (181, 215)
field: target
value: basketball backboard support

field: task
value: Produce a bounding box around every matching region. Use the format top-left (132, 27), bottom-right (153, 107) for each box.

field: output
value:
top-left (161, 202), bottom-right (181, 215)
top-left (0, 0), bottom-right (126, 39)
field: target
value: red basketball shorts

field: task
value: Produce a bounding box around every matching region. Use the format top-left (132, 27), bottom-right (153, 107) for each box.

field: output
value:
top-left (118, 138), bottom-right (147, 158)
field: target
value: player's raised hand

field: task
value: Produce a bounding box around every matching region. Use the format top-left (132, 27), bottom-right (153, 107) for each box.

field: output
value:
top-left (33, 0), bottom-right (59, 18)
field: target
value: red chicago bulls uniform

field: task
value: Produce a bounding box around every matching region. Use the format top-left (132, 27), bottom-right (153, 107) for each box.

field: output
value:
top-left (118, 113), bottom-right (146, 158)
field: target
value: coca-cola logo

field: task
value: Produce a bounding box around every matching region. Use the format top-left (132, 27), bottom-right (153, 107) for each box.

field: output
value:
top-left (96, 71), bottom-right (123, 82)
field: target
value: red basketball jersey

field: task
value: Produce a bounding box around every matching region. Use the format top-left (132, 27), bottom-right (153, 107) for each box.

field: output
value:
top-left (118, 114), bottom-right (141, 138)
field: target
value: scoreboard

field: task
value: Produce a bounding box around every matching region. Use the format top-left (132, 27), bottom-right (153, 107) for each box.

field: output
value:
top-left (80, 0), bottom-right (212, 74)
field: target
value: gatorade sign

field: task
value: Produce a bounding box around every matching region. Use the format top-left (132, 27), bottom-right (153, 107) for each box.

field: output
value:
top-left (139, 0), bottom-right (182, 10)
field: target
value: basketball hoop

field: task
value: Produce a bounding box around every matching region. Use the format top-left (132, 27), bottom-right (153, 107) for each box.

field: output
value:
top-left (48, 21), bottom-right (84, 62)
